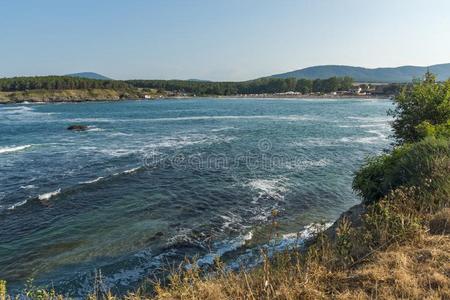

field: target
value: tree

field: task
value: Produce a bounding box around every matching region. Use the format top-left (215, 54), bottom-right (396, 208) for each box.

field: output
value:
top-left (390, 72), bottom-right (450, 144)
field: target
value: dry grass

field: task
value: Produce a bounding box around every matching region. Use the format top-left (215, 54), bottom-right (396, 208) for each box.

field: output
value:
top-left (147, 233), bottom-right (450, 300)
top-left (430, 208), bottom-right (450, 235)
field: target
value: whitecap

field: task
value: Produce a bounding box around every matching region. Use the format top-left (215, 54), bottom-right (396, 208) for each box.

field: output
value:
top-left (285, 158), bottom-right (330, 170)
top-left (38, 188), bottom-right (61, 201)
top-left (86, 126), bottom-right (105, 132)
top-left (227, 222), bottom-right (333, 270)
top-left (347, 116), bottom-right (392, 123)
top-left (195, 231), bottom-right (254, 267)
top-left (127, 115), bottom-right (318, 123)
top-left (80, 177), bottom-right (104, 184)
top-left (0, 145), bottom-right (32, 154)
top-left (246, 178), bottom-right (288, 203)
top-left (20, 185), bottom-right (36, 189)
top-left (7, 199), bottom-right (29, 210)
top-left (123, 167), bottom-right (141, 174)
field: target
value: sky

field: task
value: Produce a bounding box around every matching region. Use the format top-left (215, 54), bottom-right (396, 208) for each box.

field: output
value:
top-left (1, 0), bottom-right (450, 81)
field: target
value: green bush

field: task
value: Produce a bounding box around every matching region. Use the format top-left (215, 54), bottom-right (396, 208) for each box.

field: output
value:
top-left (390, 72), bottom-right (450, 144)
top-left (353, 137), bottom-right (450, 207)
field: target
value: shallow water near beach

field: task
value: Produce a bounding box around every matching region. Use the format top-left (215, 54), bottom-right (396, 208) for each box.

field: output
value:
top-left (0, 98), bottom-right (392, 296)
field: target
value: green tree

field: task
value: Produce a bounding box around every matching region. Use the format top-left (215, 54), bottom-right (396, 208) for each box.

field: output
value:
top-left (390, 72), bottom-right (450, 144)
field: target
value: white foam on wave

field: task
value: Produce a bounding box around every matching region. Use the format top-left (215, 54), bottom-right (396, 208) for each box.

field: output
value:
top-left (347, 116), bottom-right (392, 123)
top-left (219, 212), bottom-right (248, 233)
top-left (86, 126), bottom-right (105, 132)
top-left (285, 158), bottom-right (330, 170)
top-left (108, 132), bottom-right (133, 137)
top-left (227, 222), bottom-right (333, 270)
top-left (211, 126), bottom-right (237, 132)
top-left (100, 148), bottom-right (137, 157)
top-left (122, 115), bottom-right (319, 123)
top-left (195, 231), bottom-right (254, 267)
top-left (0, 145), bottom-right (32, 154)
top-left (7, 199), bottom-right (29, 210)
top-left (63, 118), bottom-right (114, 123)
top-left (339, 129), bottom-right (389, 144)
top-left (38, 188), bottom-right (61, 201)
top-left (148, 134), bottom-right (236, 150)
top-left (20, 184), bottom-right (36, 189)
top-left (123, 167), bottom-right (141, 174)
top-left (338, 123), bottom-right (389, 128)
top-left (246, 178), bottom-right (288, 203)
top-left (0, 106), bottom-right (54, 123)
top-left (80, 177), bottom-right (104, 184)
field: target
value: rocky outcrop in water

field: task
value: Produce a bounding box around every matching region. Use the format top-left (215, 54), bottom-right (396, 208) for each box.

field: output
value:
top-left (67, 124), bottom-right (88, 131)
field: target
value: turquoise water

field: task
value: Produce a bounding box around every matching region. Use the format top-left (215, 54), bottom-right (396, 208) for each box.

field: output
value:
top-left (0, 98), bottom-right (392, 296)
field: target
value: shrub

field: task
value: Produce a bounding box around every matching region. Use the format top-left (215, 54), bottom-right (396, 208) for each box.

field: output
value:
top-left (390, 72), bottom-right (450, 144)
top-left (361, 187), bottom-right (423, 248)
top-left (353, 137), bottom-right (450, 207)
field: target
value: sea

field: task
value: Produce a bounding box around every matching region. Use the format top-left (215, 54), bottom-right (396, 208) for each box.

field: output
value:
top-left (0, 98), bottom-right (393, 296)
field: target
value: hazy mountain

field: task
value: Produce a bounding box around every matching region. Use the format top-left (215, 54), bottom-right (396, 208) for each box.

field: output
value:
top-left (271, 63), bottom-right (450, 83)
top-left (66, 72), bottom-right (111, 80)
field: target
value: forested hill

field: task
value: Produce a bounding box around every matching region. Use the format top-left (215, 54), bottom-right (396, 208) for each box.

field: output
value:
top-left (0, 76), bottom-right (129, 91)
top-left (66, 72), bottom-right (111, 80)
top-left (271, 63), bottom-right (450, 83)
top-left (0, 76), bottom-right (354, 95)
top-left (126, 77), bottom-right (354, 95)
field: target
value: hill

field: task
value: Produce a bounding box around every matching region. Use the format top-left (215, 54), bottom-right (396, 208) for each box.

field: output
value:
top-left (66, 72), bottom-right (111, 80)
top-left (272, 63), bottom-right (450, 83)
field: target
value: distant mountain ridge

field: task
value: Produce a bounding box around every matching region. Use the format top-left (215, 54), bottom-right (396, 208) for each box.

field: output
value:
top-left (271, 63), bottom-right (450, 83)
top-left (66, 72), bottom-right (111, 80)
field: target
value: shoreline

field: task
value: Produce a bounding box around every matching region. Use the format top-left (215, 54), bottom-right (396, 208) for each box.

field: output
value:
top-left (0, 93), bottom-right (389, 105)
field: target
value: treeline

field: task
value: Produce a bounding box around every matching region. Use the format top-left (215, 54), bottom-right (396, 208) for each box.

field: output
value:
top-left (0, 75), bottom-right (354, 95)
top-left (0, 76), bottom-right (130, 91)
top-left (126, 77), bottom-right (354, 95)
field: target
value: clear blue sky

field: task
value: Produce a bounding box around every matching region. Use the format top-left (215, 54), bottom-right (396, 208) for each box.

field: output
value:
top-left (1, 0), bottom-right (450, 81)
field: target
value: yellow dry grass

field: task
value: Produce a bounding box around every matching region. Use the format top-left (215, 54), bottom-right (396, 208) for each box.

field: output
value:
top-left (150, 234), bottom-right (450, 300)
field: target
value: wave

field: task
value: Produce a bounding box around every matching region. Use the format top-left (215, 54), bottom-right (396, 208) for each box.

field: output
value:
top-left (122, 167), bottom-right (141, 174)
top-left (86, 126), bottom-right (105, 132)
top-left (339, 129), bottom-right (388, 144)
top-left (227, 222), bottom-right (333, 270)
top-left (195, 231), bottom-right (254, 267)
top-left (246, 178), bottom-right (288, 203)
top-left (64, 115), bottom-right (318, 123)
top-left (347, 116), bottom-right (392, 123)
top-left (7, 199), bottom-right (29, 210)
top-left (210, 126), bottom-right (237, 132)
top-left (38, 188), bottom-right (61, 201)
top-left (147, 115), bottom-right (318, 122)
top-left (338, 123), bottom-right (389, 128)
top-left (0, 144), bottom-right (32, 154)
top-left (284, 158), bottom-right (330, 170)
top-left (0, 106), bottom-right (54, 121)
top-left (6, 165), bottom-right (144, 212)
top-left (20, 184), bottom-right (36, 189)
top-left (80, 177), bottom-right (104, 184)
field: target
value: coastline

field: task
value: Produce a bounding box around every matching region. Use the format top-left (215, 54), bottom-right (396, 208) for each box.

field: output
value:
top-left (0, 91), bottom-right (389, 104)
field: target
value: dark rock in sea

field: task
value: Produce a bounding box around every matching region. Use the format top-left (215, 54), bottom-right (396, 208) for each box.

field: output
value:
top-left (67, 124), bottom-right (88, 131)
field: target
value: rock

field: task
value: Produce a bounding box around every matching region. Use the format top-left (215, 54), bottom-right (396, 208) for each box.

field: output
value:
top-left (324, 203), bottom-right (366, 241)
top-left (67, 124), bottom-right (88, 131)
